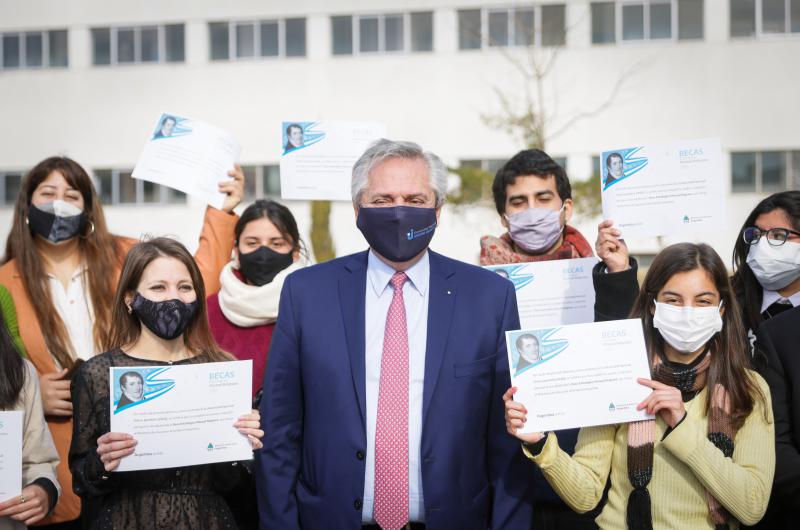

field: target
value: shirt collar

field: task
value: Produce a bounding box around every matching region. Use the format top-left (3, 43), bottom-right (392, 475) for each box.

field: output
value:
top-left (367, 249), bottom-right (429, 298)
top-left (45, 262), bottom-right (88, 281)
top-left (761, 288), bottom-right (800, 313)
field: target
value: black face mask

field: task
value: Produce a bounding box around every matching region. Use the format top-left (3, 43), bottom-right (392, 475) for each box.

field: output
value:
top-left (238, 245), bottom-right (294, 287)
top-left (131, 293), bottom-right (198, 341)
top-left (28, 201), bottom-right (87, 243)
top-left (356, 206), bottom-right (437, 262)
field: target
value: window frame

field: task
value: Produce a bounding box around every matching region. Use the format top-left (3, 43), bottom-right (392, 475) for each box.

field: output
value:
top-left (240, 164), bottom-right (282, 200)
top-left (729, 0), bottom-right (800, 39)
top-left (209, 18), bottom-right (307, 61)
top-left (92, 24), bottom-right (185, 66)
top-left (332, 12), bottom-right (433, 56)
top-left (92, 169), bottom-right (188, 205)
top-left (0, 29), bottom-right (69, 70)
top-left (730, 150), bottom-right (800, 193)
top-left (592, 0), bottom-right (705, 44)
top-left (0, 171), bottom-right (24, 205)
top-left (458, 5), bottom-right (567, 50)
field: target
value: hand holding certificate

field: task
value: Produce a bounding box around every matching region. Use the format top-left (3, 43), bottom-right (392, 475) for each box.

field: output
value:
top-left (108, 360), bottom-right (254, 472)
top-left (132, 113), bottom-right (242, 209)
top-left (0, 412), bottom-right (22, 503)
top-left (505, 319), bottom-right (653, 434)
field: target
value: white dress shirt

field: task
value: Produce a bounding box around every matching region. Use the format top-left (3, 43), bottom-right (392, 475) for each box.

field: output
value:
top-left (362, 249), bottom-right (429, 523)
top-left (760, 288), bottom-right (800, 314)
top-left (47, 264), bottom-right (97, 366)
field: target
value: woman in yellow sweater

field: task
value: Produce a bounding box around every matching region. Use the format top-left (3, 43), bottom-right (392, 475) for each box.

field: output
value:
top-left (504, 242), bottom-right (775, 529)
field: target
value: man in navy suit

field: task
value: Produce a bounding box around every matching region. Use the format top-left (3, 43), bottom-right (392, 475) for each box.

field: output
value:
top-left (256, 139), bottom-right (535, 530)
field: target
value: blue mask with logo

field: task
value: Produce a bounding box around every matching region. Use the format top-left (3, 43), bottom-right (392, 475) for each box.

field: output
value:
top-left (356, 206), bottom-right (437, 262)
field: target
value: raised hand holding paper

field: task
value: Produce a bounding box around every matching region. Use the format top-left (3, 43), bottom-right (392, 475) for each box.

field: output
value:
top-left (485, 257), bottom-right (597, 329)
top-left (279, 121), bottom-right (386, 201)
top-left (600, 138), bottom-right (724, 238)
top-left (507, 319), bottom-right (652, 434)
top-left (109, 360), bottom-right (252, 472)
top-left (0, 411), bottom-right (22, 502)
top-left (132, 113), bottom-right (241, 209)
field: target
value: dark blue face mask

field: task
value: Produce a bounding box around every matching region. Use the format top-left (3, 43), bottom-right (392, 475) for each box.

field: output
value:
top-left (356, 206), bottom-right (437, 262)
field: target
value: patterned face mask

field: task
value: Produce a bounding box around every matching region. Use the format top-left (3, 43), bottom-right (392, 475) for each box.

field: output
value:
top-left (28, 200), bottom-right (87, 243)
top-left (131, 293), bottom-right (198, 341)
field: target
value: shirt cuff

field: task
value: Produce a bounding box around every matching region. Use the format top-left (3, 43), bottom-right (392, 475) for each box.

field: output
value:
top-left (30, 478), bottom-right (59, 513)
top-left (660, 412), bottom-right (688, 441)
top-left (521, 432), bottom-right (559, 468)
top-left (660, 412), bottom-right (703, 462)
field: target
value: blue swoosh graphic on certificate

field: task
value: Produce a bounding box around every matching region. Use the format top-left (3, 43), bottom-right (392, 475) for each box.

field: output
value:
top-left (513, 328), bottom-right (568, 376)
top-left (113, 367), bottom-right (176, 414)
top-left (489, 265), bottom-right (534, 291)
top-left (603, 146), bottom-right (649, 190)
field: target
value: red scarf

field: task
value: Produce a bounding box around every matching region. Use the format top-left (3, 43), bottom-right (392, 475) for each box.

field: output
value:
top-left (479, 225), bottom-right (594, 265)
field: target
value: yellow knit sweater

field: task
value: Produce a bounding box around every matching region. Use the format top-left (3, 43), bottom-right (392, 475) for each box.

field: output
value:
top-left (524, 371), bottom-right (775, 529)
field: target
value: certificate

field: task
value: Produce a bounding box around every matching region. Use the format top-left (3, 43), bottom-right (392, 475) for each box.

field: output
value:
top-left (600, 138), bottom-right (724, 238)
top-left (132, 113), bottom-right (241, 209)
top-left (0, 411), bottom-right (23, 503)
top-left (110, 360), bottom-right (253, 472)
top-left (507, 319), bottom-right (653, 434)
top-left (485, 257), bottom-right (597, 329)
top-left (279, 121), bottom-right (387, 201)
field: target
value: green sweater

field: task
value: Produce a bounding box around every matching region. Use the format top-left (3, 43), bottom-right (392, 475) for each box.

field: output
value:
top-left (0, 283), bottom-right (28, 357)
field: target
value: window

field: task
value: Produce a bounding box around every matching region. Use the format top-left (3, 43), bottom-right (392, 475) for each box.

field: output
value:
top-left (93, 169), bottom-right (187, 204)
top-left (0, 172), bottom-right (22, 205)
top-left (209, 19), bottom-right (306, 60)
top-left (731, 150), bottom-right (800, 192)
top-left (91, 24), bottom-right (185, 65)
top-left (458, 5), bottom-right (566, 49)
top-left (731, 0), bottom-right (800, 36)
top-left (331, 12), bottom-right (433, 55)
top-left (591, 1), bottom-right (705, 43)
top-left (460, 158), bottom-right (567, 173)
top-left (241, 165), bottom-right (281, 200)
top-left (0, 29), bottom-right (69, 70)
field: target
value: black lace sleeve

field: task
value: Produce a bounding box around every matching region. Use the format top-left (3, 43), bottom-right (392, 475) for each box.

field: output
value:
top-left (69, 356), bottom-right (119, 498)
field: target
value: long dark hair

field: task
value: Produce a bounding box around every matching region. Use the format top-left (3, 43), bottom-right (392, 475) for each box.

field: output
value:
top-left (3, 157), bottom-right (121, 369)
top-left (0, 306), bottom-right (25, 409)
top-left (732, 191), bottom-right (800, 334)
top-left (630, 243), bottom-right (764, 429)
top-left (105, 237), bottom-right (232, 361)
top-left (235, 199), bottom-right (304, 255)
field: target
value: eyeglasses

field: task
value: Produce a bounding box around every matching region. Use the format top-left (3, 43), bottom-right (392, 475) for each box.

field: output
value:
top-left (742, 226), bottom-right (800, 246)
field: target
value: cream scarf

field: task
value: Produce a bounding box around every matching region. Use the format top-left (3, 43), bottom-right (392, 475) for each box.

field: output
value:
top-left (217, 259), bottom-right (305, 327)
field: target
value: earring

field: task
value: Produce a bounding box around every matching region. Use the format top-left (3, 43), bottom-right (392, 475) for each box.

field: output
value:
top-left (85, 221), bottom-right (96, 236)
top-left (126, 305), bottom-right (132, 314)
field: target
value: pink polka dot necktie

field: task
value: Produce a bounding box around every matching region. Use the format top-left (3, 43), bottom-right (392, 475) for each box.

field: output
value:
top-left (373, 271), bottom-right (410, 530)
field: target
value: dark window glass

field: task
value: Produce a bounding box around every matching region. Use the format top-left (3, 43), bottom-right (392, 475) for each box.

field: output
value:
top-left (242, 166), bottom-right (257, 199)
top-left (458, 9), bottom-right (482, 49)
top-left (260, 21), bottom-right (279, 56)
top-left (650, 2), bottom-right (672, 39)
top-left (167, 187), bottom-right (187, 203)
top-left (92, 28), bottom-right (111, 65)
top-left (236, 23), bottom-right (256, 58)
top-left (2, 34), bottom-right (20, 68)
top-left (762, 0), bottom-right (786, 33)
top-left (118, 171), bottom-right (137, 203)
top-left (591, 2), bottom-right (616, 43)
top-left (488, 11), bottom-right (509, 47)
top-left (541, 5), bottom-right (567, 46)
top-left (514, 8), bottom-right (535, 46)
top-left (3, 173), bottom-right (22, 205)
top-left (94, 170), bottom-right (113, 204)
top-left (24, 32), bottom-right (44, 67)
top-left (140, 26), bottom-right (159, 62)
top-left (792, 0), bottom-right (800, 32)
top-left (731, 152), bottom-right (756, 192)
top-left (165, 24), bottom-right (184, 62)
top-left (385, 15), bottom-right (404, 52)
top-left (332, 16), bottom-right (353, 55)
top-left (410, 12), bottom-right (433, 51)
top-left (622, 4), bottom-right (645, 40)
top-left (285, 18), bottom-right (306, 57)
top-left (730, 0), bottom-right (756, 37)
top-left (209, 22), bottom-right (230, 60)
top-left (143, 181), bottom-right (160, 203)
top-left (48, 30), bottom-right (69, 67)
top-left (678, 0), bottom-right (704, 40)
top-left (263, 165), bottom-right (281, 195)
top-left (360, 17), bottom-right (379, 52)
top-left (761, 151), bottom-right (786, 191)
top-left (117, 28), bottom-right (135, 63)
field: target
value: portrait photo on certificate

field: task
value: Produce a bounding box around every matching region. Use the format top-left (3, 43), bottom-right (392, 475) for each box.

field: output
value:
top-left (506, 319), bottom-right (653, 434)
top-left (109, 360), bottom-right (253, 472)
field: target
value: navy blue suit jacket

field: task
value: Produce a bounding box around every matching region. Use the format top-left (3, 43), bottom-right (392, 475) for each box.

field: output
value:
top-left (255, 250), bottom-right (535, 529)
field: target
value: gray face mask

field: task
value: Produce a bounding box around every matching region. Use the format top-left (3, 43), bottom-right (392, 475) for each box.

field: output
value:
top-left (28, 200), bottom-right (87, 243)
top-left (505, 206), bottom-right (565, 254)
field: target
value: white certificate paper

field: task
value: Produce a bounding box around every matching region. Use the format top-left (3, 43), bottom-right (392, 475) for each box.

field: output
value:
top-left (0, 411), bottom-right (23, 503)
top-left (600, 138), bottom-right (724, 238)
top-left (507, 319), bottom-right (653, 434)
top-left (485, 257), bottom-right (597, 329)
top-left (132, 113), bottom-right (241, 209)
top-left (110, 360), bottom-right (253, 472)
top-left (279, 121), bottom-right (387, 201)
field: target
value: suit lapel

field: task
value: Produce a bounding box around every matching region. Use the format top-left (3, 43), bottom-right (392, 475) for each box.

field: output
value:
top-left (339, 251), bottom-right (369, 429)
top-left (422, 251), bottom-right (456, 425)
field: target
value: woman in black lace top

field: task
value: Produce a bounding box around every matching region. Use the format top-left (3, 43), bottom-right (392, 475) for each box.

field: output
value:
top-left (69, 238), bottom-right (264, 529)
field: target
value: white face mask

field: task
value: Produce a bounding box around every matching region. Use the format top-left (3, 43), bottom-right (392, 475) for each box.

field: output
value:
top-left (652, 301), bottom-right (723, 354)
top-left (746, 238), bottom-right (800, 291)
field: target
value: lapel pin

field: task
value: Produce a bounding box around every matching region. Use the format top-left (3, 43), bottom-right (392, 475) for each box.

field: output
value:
top-left (446, 290), bottom-right (451, 295)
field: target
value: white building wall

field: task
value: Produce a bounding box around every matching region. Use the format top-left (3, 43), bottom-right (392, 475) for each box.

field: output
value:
top-left (1, 0), bottom-right (798, 267)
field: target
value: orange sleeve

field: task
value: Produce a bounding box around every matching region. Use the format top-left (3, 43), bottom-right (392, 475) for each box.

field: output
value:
top-left (194, 206), bottom-right (238, 295)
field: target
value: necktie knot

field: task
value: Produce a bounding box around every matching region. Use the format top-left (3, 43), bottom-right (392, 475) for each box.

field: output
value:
top-left (390, 271), bottom-right (408, 291)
